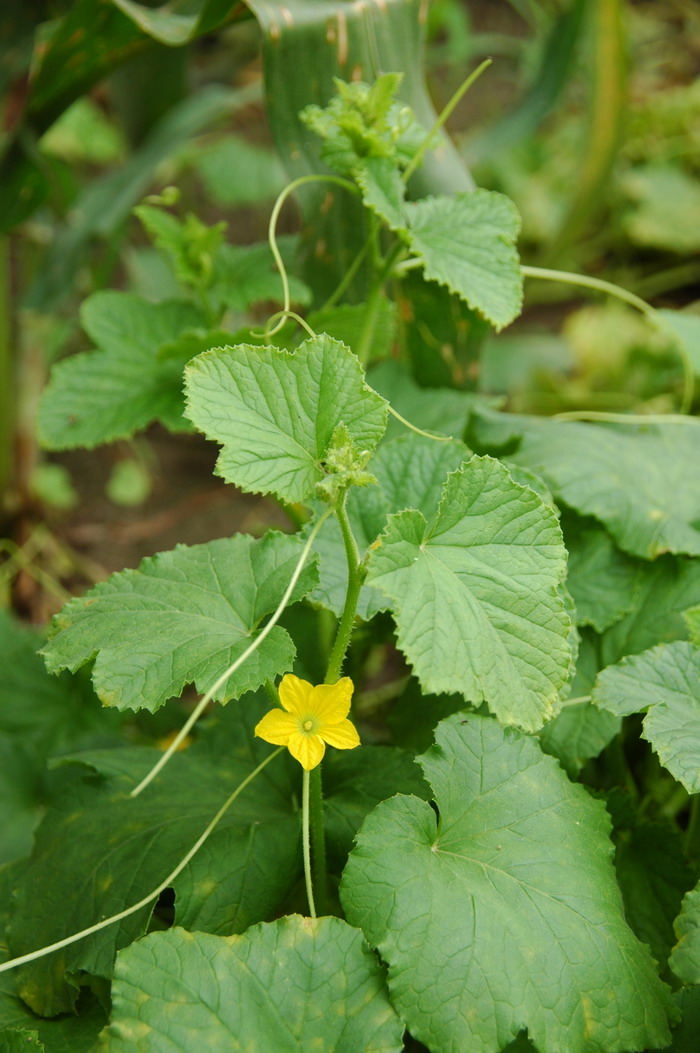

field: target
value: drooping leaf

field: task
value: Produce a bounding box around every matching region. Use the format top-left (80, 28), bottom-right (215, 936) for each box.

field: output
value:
top-left (312, 434), bottom-right (470, 619)
top-left (405, 191), bottom-right (523, 331)
top-left (96, 918), bottom-right (404, 1052)
top-left (670, 880), bottom-right (700, 985)
top-left (366, 456), bottom-right (571, 731)
top-left (190, 133), bottom-right (287, 206)
top-left (341, 713), bottom-right (674, 1053)
top-left (564, 522), bottom-right (640, 632)
top-left (42, 532), bottom-right (318, 712)
top-left (184, 335), bottom-right (388, 502)
top-left (614, 822), bottom-right (696, 970)
top-left (592, 641), bottom-right (700, 793)
top-left (8, 723), bottom-right (300, 1016)
top-left (38, 292), bottom-right (206, 449)
top-left (470, 412), bottom-right (700, 559)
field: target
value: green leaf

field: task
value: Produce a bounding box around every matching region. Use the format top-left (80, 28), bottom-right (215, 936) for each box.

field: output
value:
top-left (341, 713), bottom-right (675, 1053)
top-left (312, 434), bottom-right (470, 619)
top-left (564, 523), bottom-right (640, 632)
top-left (405, 191), bottom-right (523, 331)
top-left (0, 738), bottom-right (45, 864)
top-left (366, 456), bottom-right (571, 731)
top-left (38, 292), bottom-right (205, 449)
top-left (685, 604), bottom-right (700, 643)
top-left (42, 532), bottom-right (318, 712)
top-left (0, 1031), bottom-right (43, 1052)
top-left (614, 823), bottom-right (696, 970)
top-left (9, 725), bottom-right (300, 1016)
top-left (184, 335), bottom-right (388, 503)
top-left (656, 309), bottom-right (700, 377)
top-left (473, 413), bottom-right (700, 559)
top-left (601, 555), bottom-right (700, 665)
top-left (356, 158), bottom-right (408, 231)
top-left (592, 641), bottom-right (700, 793)
top-left (323, 746), bottom-right (429, 870)
top-left (133, 204), bottom-right (227, 292)
top-left (211, 239), bottom-right (311, 314)
top-left (623, 165), bottom-right (700, 253)
top-left (97, 918), bottom-right (404, 1051)
top-left (670, 880), bottom-right (700, 985)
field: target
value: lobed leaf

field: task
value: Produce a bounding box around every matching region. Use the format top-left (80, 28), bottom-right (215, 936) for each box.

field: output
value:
top-left (184, 335), bottom-right (388, 502)
top-left (405, 190), bottom-right (523, 330)
top-left (42, 532), bottom-right (317, 712)
top-left (366, 455), bottom-right (571, 731)
top-left (38, 292), bottom-right (206, 449)
top-left (96, 918), bottom-right (404, 1052)
top-left (341, 713), bottom-right (675, 1053)
top-left (670, 880), bottom-right (700, 986)
top-left (592, 640), bottom-right (700, 792)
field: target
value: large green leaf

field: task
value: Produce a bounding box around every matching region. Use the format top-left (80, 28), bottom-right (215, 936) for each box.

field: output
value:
top-left (366, 456), bottom-right (571, 731)
top-left (368, 360), bottom-right (489, 440)
top-left (97, 918), bottom-right (403, 1051)
top-left (471, 412), bottom-right (700, 559)
top-left (592, 641), bottom-right (700, 793)
top-left (656, 309), bottom-right (700, 377)
top-left (42, 532), bottom-right (317, 712)
top-left (405, 191), bottom-right (523, 331)
top-left (537, 698), bottom-right (620, 777)
top-left (8, 724), bottom-right (299, 1016)
top-left (184, 335), bottom-right (387, 502)
top-left (670, 880), bottom-right (700, 985)
top-left (312, 434), bottom-right (470, 619)
top-left (38, 292), bottom-right (206, 449)
top-left (341, 714), bottom-right (674, 1053)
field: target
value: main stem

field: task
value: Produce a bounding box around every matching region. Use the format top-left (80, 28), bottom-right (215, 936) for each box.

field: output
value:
top-left (304, 492), bottom-right (364, 916)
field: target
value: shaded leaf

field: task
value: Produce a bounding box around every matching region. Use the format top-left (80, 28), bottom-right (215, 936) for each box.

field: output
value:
top-left (341, 713), bottom-right (674, 1053)
top-left (42, 532), bottom-right (317, 712)
top-left (308, 301), bottom-right (397, 363)
top-left (97, 918), bottom-right (404, 1051)
top-left (656, 309), bottom-right (700, 378)
top-left (564, 523), bottom-right (640, 632)
top-left (593, 641), bottom-right (700, 792)
top-left (369, 359), bottom-right (489, 440)
top-left (184, 335), bottom-right (387, 502)
top-left (366, 456), bottom-right (571, 731)
top-left (405, 191), bottom-right (523, 331)
top-left (538, 699), bottom-right (620, 778)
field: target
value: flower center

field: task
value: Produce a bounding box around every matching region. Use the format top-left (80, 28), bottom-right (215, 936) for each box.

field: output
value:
top-left (301, 715), bottom-right (318, 734)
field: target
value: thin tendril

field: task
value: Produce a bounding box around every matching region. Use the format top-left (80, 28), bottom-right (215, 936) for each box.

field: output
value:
top-left (265, 175), bottom-right (358, 339)
top-left (387, 404), bottom-right (451, 441)
top-left (0, 747), bottom-right (284, 975)
top-left (253, 310), bottom-right (317, 340)
top-left (551, 411), bottom-right (700, 425)
top-left (522, 264), bottom-right (696, 414)
top-left (130, 509), bottom-right (333, 798)
top-left (403, 58), bottom-right (493, 184)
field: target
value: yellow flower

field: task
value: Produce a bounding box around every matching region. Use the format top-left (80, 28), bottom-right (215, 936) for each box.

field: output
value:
top-left (254, 674), bottom-right (360, 770)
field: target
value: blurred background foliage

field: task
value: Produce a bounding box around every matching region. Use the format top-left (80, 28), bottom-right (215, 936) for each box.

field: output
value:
top-left (1, 0), bottom-right (699, 617)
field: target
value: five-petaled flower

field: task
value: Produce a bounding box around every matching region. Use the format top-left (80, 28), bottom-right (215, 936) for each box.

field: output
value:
top-left (254, 674), bottom-right (360, 770)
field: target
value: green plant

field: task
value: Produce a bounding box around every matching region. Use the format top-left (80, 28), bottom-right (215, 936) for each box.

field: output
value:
top-left (3, 73), bottom-right (700, 1052)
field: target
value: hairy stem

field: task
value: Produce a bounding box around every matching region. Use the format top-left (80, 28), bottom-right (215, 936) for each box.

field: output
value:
top-left (325, 493), bottom-right (363, 684)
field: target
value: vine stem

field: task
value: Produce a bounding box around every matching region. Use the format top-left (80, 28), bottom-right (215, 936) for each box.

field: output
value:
top-left (130, 508), bottom-right (333, 798)
top-left (355, 241), bottom-right (405, 366)
top-left (325, 493), bottom-right (363, 685)
top-left (521, 264), bottom-right (695, 413)
top-left (302, 769), bottom-right (316, 918)
top-left (265, 174), bottom-right (358, 338)
top-left (0, 747), bottom-right (284, 975)
top-left (403, 58), bottom-right (493, 184)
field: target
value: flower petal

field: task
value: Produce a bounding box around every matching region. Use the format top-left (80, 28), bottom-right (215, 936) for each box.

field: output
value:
top-left (254, 710), bottom-right (298, 745)
top-left (309, 678), bottom-right (354, 724)
top-left (278, 674), bottom-right (313, 716)
top-left (320, 718), bottom-right (361, 751)
top-left (286, 732), bottom-right (326, 770)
